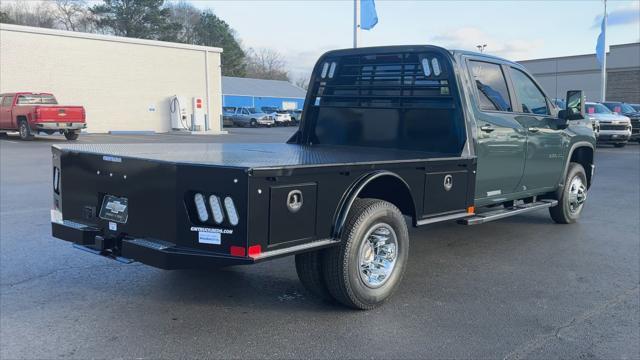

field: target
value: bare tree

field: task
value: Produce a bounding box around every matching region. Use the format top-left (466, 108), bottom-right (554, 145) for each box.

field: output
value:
top-left (1, 1), bottom-right (57, 28)
top-left (165, 1), bottom-right (201, 44)
top-left (54, 0), bottom-right (93, 32)
top-left (245, 48), bottom-right (290, 81)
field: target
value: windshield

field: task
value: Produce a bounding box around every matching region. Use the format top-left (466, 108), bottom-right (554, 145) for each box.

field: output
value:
top-left (586, 103), bottom-right (612, 114)
top-left (247, 108), bottom-right (260, 114)
top-left (16, 94), bottom-right (57, 105)
top-left (604, 103), bottom-right (636, 114)
top-left (619, 104), bottom-right (636, 113)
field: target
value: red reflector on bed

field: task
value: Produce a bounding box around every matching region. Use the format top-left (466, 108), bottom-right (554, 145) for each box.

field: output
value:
top-left (230, 246), bottom-right (245, 257)
top-left (248, 245), bottom-right (262, 258)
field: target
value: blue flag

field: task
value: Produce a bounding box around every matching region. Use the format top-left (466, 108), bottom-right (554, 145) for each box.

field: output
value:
top-left (361, 0), bottom-right (378, 30)
top-left (596, 17), bottom-right (606, 65)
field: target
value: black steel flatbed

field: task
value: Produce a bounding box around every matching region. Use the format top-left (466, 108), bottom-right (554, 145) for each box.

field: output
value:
top-left (54, 143), bottom-right (455, 172)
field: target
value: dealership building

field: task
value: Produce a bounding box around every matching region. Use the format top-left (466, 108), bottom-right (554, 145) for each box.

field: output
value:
top-left (222, 76), bottom-right (306, 110)
top-left (0, 24), bottom-right (224, 133)
top-left (518, 42), bottom-right (640, 104)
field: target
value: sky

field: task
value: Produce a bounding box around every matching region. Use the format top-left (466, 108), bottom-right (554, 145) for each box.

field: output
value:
top-left (188, 0), bottom-right (640, 80)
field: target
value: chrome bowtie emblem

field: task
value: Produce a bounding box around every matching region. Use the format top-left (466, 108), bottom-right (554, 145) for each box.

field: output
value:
top-left (105, 201), bottom-right (126, 214)
top-left (443, 174), bottom-right (453, 191)
top-left (287, 190), bottom-right (303, 213)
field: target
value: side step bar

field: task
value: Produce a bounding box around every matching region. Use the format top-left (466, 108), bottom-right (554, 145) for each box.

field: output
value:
top-left (458, 200), bottom-right (558, 225)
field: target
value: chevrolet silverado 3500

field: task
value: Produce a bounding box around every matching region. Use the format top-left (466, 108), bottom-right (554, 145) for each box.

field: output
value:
top-left (51, 46), bottom-right (596, 309)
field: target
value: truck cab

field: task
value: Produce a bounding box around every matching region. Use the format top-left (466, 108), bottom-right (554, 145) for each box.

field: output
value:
top-left (50, 46), bottom-right (595, 309)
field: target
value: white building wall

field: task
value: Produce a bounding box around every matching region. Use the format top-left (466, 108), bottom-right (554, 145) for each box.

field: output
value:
top-left (0, 24), bottom-right (223, 133)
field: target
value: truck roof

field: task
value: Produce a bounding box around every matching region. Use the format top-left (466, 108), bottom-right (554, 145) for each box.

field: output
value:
top-left (316, 45), bottom-right (520, 67)
top-left (53, 143), bottom-right (453, 172)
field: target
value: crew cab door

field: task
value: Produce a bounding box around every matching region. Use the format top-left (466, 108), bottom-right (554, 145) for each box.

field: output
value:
top-left (507, 67), bottom-right (566, 191)
top-left (0, 95), bottom-right (14, 129)
top-left (466, 60), bottom-right (527, 202)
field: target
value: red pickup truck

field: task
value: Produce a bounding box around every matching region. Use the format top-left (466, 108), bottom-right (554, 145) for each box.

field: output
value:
top-left (0, 92), bottom-right (86, 140)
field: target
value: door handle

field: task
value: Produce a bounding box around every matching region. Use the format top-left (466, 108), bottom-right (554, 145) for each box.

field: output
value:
top-left (480, 125), bottom-right (494, 133)
top-left (528, 127), bottom-right (540, 133)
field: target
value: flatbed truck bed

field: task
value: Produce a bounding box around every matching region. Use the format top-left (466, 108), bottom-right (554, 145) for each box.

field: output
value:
top-left (53, 143), bottom-right (453, 171)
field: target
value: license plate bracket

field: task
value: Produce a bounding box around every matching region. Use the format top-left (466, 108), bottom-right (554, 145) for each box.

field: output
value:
top-left (99, 195), bottom-right (129, 224)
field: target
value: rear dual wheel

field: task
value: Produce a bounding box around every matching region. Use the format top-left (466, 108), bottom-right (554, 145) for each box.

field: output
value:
top-left (295, 198), bottom-right (409, 309)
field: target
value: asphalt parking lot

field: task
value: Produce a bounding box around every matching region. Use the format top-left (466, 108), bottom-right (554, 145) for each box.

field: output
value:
top-left (1, 128), bottom-right (638, 359)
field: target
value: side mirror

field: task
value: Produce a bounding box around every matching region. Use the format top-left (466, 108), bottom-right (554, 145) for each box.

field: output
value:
top-left (563, 90), bottom-right (585, 120)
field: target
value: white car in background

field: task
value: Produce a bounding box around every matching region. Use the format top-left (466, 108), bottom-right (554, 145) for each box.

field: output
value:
top-left (261, 108), bottom-right (292, 126)
top-left (586, 102), bottom-right (631, 147)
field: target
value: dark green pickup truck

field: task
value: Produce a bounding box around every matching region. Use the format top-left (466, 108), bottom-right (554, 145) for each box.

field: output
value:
top-left (51, 46), bottom-right (596, 309)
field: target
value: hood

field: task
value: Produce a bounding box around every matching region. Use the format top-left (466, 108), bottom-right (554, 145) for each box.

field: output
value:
top-left (589, 113), bottom-right (630, 122)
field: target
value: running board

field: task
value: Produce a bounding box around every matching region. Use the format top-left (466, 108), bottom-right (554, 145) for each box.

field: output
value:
top-left (458, 200), bottom-right (558, 225)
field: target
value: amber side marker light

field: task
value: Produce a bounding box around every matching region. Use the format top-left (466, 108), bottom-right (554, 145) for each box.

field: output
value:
top-left (467, 206), bottom-right (475, 214)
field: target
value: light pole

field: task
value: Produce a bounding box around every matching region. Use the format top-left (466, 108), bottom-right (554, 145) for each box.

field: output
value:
top-left (476, 44), bottom-right (487, 53)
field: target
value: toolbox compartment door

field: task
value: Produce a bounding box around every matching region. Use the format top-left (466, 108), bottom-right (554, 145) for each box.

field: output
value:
top-left (268, 183), bottom-right (317, 246)
top-left (423, 169), bottom-right (469, 216)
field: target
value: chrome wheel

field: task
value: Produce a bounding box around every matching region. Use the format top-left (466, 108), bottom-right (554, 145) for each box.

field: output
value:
top-left (358, 223), bottom-right (398, 288)
top-left (567, 176), bottom-right (587, 214)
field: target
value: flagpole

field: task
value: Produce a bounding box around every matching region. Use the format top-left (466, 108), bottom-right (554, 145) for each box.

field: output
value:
top-left (601, 0), bottom-right (607, 102)
top-left (353, 0), bottom-right (361, 48)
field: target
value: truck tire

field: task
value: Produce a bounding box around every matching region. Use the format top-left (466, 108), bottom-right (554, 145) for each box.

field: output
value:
top-left (549, 162), bottom-right (588, 224)
top-left (18, 120), bottom-right (34, 141)
top-left (322, 198), bottom-right (409, 310)
top-left (64, 131), bottom-right (79, 141)
top-left (250, 119), bottom-right (257, 127)
top-left (295, 251), bottom-right (334, 302)
top-left (614, 143), bottom-right (626, 148)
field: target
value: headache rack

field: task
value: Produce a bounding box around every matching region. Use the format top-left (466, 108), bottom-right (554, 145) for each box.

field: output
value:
top-left (313, 50), bottom-right (455, 109)
top-left (299, 47), bottom-right (466, 155)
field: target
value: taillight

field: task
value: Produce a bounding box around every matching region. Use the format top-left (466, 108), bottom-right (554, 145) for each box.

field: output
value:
top-left (191, 193), bottom-right (239, 226)
top-left (208, 195), bottom-right (224, 224)
top-left (35, 108), bottom-right (41, 120)
top-left (224, 197), bottom-right (239, 226)
top-left (194, 193), bottom-right (209, 222)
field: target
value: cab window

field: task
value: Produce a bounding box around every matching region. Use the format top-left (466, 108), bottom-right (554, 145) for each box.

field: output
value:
top-left (468, 61), bottom-right (512, 112)
top-left (1, 96), bottom-right (13, 107)
top-left (510, 68), bottom-right (549, 115)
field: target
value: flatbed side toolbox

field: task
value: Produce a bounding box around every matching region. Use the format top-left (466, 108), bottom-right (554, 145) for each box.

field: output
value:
top-left (268, 183), bottom-right (317, 246)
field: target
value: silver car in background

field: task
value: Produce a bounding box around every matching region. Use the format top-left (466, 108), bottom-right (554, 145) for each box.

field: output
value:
top-left (586, 102), bottom-right (631, 147)
top-left (226, 107), bottom-right (275, 127)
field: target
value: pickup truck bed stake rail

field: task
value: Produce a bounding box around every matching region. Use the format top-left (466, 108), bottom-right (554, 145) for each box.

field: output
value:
top-left (51, 45), bottom-right (596, 309)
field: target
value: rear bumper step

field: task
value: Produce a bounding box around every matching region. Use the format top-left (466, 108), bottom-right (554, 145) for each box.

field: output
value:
top-left (52, 221), bottom-right (253, 269)
top-left (458, 200), bottom-right (558, 225)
